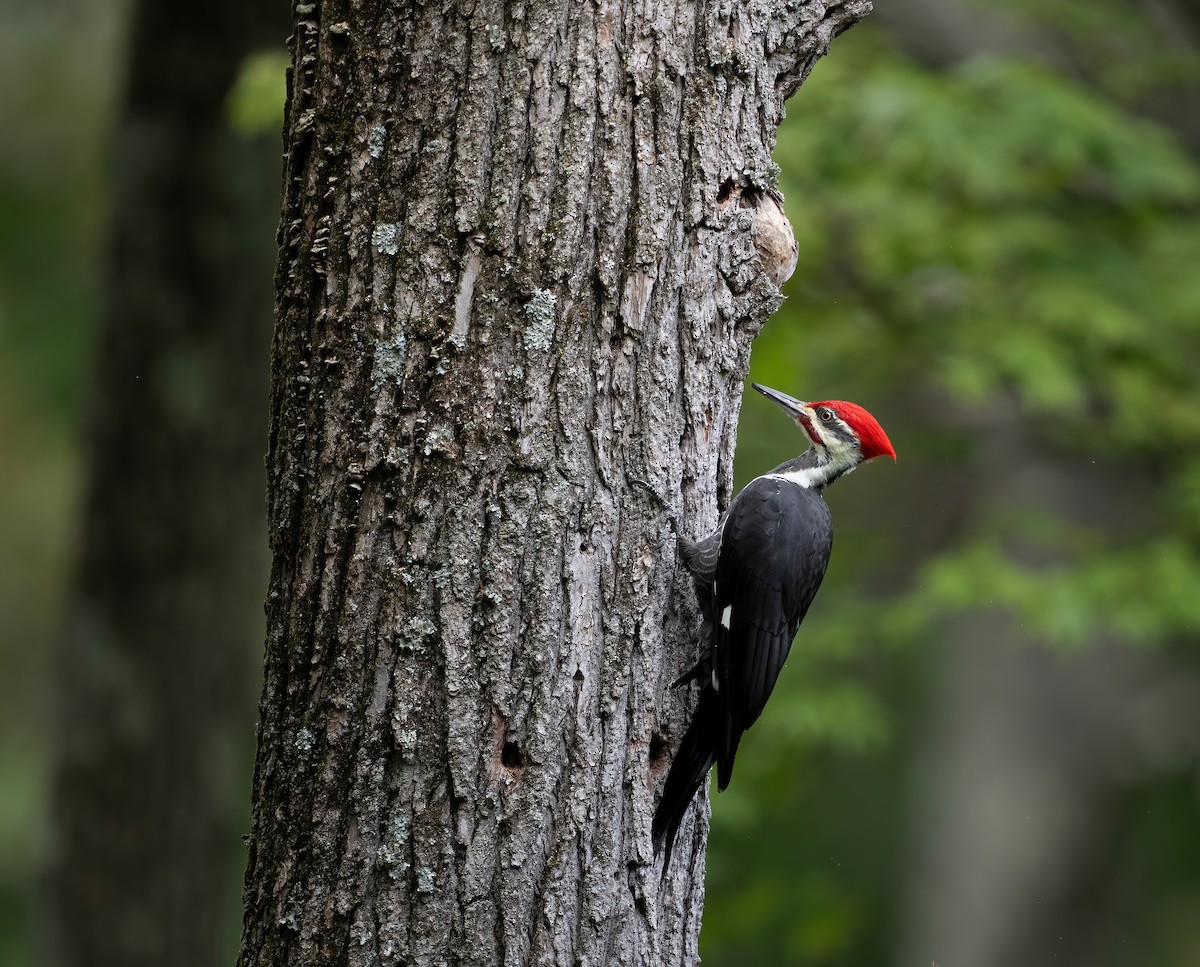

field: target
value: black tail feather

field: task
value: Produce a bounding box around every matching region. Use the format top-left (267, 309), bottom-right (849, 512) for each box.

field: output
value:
top-left (715, 720), bottom-right (742, 792)
top-left (653, 686), bottom-right (720, 870)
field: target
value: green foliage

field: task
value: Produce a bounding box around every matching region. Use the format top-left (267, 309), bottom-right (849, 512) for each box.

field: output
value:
top-left (0, 8), bottom-right (123, 965)
top-left (1113, 775), bottom-right (1200, 967)
top-left (764, 30), bottom-right (1200, 652)
top-left (997, 0), bottom-right (1200, 100)
top-left (896, 537), bottom-right (1200, 648)
top-left (705, 22), bottom-right (1200, 966)
top-left (226, 50), bottom-right (289, 135)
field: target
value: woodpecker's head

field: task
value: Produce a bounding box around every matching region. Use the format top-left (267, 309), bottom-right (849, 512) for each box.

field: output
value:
top-left (752, 383), bottom-right (896, 472)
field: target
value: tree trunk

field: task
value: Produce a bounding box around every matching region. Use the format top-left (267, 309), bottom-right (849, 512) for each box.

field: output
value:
top-left (238, 2), bottom-right (868, 964)
top-left (46, 2), bottom-right (285, 965)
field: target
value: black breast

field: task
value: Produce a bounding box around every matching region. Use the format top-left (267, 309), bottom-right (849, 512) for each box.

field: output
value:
top-left (713, 476), bottom-right (833, 744)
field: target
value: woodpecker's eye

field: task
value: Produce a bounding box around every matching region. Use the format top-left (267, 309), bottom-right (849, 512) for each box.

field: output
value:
top-left (818, 407), bottom-right (835, 423)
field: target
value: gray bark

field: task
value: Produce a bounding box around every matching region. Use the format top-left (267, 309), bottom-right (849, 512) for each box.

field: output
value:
top-left (237, 0), bottom-right (869, 965)
top-left (46, 1), bottom-right (285, 964)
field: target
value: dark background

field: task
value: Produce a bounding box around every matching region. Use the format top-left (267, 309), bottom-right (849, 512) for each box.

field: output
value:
top-left (2, 0), bottom-right (1199, 964)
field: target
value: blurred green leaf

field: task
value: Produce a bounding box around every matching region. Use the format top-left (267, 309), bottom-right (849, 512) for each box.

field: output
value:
top-left (709, 20), bottom-right (1200, 966)
top-left (226, 50), bottom-right (288, 135)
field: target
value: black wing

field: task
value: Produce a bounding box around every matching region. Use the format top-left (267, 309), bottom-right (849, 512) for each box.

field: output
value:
top-left (712, 476), bottom-right (832, 789)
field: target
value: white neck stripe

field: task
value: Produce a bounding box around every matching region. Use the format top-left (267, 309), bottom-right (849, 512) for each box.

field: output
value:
top-left (764, 449), bottom-right (860, 491)
top-left (765, 468), bottom-right (822, 489)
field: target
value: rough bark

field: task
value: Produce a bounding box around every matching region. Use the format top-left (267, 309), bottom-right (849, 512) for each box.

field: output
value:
top-left (46, 2), bottom-right (285, 965)
top-left (237, 1), bottom-right (869, 965)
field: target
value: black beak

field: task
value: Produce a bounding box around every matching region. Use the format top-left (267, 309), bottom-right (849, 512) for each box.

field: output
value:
top-left (751, 382), bottom-right (809, 418)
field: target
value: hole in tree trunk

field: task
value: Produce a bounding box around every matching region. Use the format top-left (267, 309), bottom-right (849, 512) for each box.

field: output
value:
top-left (490, 709), bottom-right (526, 781)
top-left (501, 740), bottom-right (524, 770)
top-left (649, 732), bottom-right (668, 768)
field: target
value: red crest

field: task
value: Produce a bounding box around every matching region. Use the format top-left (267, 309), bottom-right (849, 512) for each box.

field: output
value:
top-left (812, 400), bottom-right (896, 461)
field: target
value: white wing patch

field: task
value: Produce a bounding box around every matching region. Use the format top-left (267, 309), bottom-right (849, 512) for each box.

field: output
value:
top-left (720, 604), bottom-right (732, 629)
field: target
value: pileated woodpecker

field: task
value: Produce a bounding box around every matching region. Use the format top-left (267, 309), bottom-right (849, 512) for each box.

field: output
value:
top-left (653, 382), bottom-right (896, 866)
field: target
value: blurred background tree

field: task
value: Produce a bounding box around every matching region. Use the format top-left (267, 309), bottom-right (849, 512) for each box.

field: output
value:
top-left (0, 0), bottom-right (283, 964)
top-left (1, 0), bottom-right (1198, 965)
top-left (43, 0), bottom-right (286, 961)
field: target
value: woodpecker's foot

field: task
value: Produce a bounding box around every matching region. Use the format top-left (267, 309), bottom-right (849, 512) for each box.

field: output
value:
top-left (677, 528), bottom-right (721, 583)
top-left (669, 660), bottom-right (708, 690)
top-left (629, 477), bottom-right (680, 534)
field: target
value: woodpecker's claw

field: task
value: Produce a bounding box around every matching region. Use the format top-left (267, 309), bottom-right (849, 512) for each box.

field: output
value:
top-left (629, 477), bottom-right (680, 535)
top-left (669, 660), bottom-right (708, 690)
